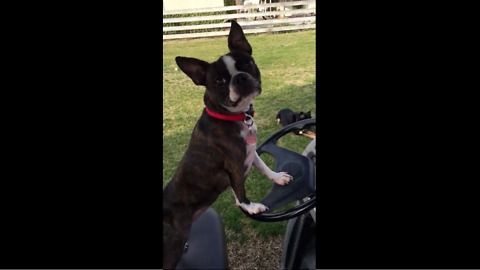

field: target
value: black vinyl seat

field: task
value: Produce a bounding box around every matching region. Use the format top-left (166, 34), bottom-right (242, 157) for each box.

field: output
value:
top-left (176, 208), bottom-right (228, 269)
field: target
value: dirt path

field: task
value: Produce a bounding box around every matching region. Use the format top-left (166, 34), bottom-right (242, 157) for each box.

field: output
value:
top-left (227, 229), bottom-right (284, 270)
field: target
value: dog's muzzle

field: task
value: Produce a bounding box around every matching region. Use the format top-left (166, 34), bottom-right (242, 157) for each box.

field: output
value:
top-left (230, 73), bottom-right (261, 100)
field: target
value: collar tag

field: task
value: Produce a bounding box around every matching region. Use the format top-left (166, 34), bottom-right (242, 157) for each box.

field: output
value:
top-left (244, 114), bottom-right (254, 127)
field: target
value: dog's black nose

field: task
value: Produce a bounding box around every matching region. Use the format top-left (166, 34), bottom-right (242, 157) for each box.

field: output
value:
top-left (233, 73), bottom-right (248, 84)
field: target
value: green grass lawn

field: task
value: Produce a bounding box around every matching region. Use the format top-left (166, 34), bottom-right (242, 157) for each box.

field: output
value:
top-left (163, 30), bottom-right (316, 244)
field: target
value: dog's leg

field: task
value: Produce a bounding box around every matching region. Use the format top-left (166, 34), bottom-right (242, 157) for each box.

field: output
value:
top-left (300, 130), bottom-right (316, 139)
top-left (231, 188), bottom-right (268, 214)
top-left (231, 189), bottom-right (241, 205)
top-left (253, 152), bottom-right (293, 185)
top-left (228, 163), bottom-right (268, 215)
top-left (163, 211), bottom-right (191, 269)
top-left (192, 207), bottom-right (208, 222)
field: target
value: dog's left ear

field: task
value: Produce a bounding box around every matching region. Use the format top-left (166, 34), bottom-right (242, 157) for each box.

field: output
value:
top-left (228, 20), bottom-right (252, 55)
top-left (175, 56), bottom-right (210, 86)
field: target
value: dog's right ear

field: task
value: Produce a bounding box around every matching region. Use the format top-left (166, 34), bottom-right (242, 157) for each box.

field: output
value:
top-left (175, 56), bottom-right (210, 86)
top-left (228, 20), bottom-right (252, 55)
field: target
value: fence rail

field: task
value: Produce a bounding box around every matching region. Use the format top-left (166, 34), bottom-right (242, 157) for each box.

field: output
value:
top-left (163, 0), bottom-right (316, 40)
top-left (163, 1), bottom-right (314, 15)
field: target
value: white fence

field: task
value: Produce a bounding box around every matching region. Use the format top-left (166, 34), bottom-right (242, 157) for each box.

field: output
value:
top-left (163, 0), bottom-right (316, 40)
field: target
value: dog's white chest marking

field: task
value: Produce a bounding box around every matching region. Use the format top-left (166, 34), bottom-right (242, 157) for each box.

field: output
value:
top-left (240, 116), bottom-right (295, 186)
top-left (240, 118), bottom-right (257, 174)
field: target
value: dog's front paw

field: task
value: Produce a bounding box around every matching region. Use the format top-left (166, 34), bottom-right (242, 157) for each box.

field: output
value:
top-left (271, 172), bottom-right (293, 186)
top-left (239, 202), bottom-right (269, 214)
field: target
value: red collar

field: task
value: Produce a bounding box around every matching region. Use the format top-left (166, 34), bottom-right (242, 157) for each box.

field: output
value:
top-left (205, 107), bottom-right (254, 121)
top-left (205, 107), bottom-right (244, 121)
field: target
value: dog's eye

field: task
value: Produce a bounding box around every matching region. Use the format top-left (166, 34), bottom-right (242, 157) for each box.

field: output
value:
top-left (216, 78), bottom-right (226, 87)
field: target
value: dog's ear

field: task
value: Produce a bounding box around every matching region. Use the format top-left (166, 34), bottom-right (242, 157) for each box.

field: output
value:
top-left (228, 20), bottom-right (252, 55)
top-left (175, 57), bottom-right (210, 86)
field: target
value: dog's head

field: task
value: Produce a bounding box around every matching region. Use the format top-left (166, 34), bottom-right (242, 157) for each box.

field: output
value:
top-left (175, 20), bottom-right (261, 114)
top-left (296, 111), bottom-right (312, 121)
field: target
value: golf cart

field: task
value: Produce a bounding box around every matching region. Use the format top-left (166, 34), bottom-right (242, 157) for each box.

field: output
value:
top-left (175, 118), bottom-right (316, 269)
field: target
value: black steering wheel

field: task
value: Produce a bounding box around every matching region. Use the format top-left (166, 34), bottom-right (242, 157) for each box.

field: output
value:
top-left (240, 118), bottom-right (316, 222)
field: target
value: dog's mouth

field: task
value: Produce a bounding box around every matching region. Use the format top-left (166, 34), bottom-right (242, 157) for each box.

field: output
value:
top-left (227, 86), bottom-right (260, 102)
top-left (222, 89), bottom-right (259, 113)
top-left (220, 70), bottom-right (261, 113)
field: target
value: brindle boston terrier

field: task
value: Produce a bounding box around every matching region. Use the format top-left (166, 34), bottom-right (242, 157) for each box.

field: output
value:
top-left (163, 20), bottom-right (293, 269)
